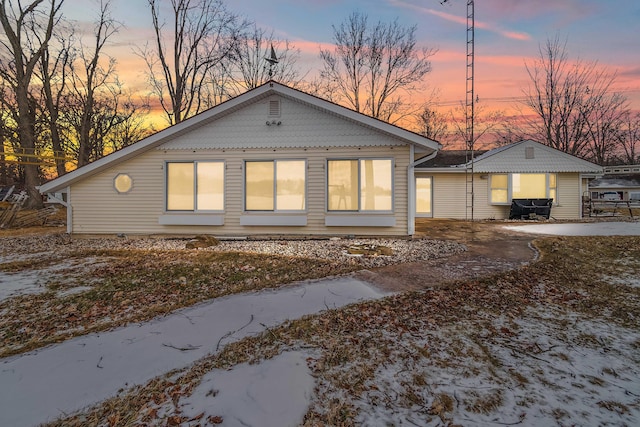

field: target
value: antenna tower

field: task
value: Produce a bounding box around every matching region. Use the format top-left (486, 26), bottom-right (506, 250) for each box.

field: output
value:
top-left (465, 0), bottom-right (475, 221)
top-left (441, 0), bottom-right (475, 220)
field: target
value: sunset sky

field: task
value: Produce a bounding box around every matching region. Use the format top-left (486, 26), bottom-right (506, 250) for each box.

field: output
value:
top-left (63, 0), bottom-right (640, 124)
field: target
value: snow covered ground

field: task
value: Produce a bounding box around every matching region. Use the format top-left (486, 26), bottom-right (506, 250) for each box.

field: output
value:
top-left (503, 220), bottom-right (640, 235)
top-left (0, 277), bottom-right (387, 427)
top-left (1, 222), bottom-right (638, 426)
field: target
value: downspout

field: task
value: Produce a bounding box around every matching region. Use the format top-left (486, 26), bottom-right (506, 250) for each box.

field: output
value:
top-left (66, 186), bottom-right (72, 234)
top-left (407, 148), bottom-right (439, 235)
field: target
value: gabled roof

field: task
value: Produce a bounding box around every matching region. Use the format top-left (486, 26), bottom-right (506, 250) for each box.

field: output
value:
top-left (416, 140), bottom-right (603, 174)
top-left (40, 81), bottom-right (440, 193)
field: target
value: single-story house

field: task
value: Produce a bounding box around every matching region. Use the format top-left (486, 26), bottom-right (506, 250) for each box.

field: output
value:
top-left (39, 81), bottom-right (441, 237)
top-left (39, 82), bottom-right (603, 236)
top-left (414, 140), bottom-right (602, 220)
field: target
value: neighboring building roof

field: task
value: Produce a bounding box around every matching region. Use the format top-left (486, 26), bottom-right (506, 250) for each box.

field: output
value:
top-left (417, 149), bottom-right (488, 168)
top-left (590, 174), bottom-right (640, 189)
top-left (40, 81), bottom-right (440, 193)
top-left (416, 140), bottom-right (603, 174)
top-left (603, 165), bottom-right (640, 174)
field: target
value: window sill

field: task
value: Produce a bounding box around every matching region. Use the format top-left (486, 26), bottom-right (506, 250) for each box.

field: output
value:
top-left (325, 215), bottom-right (396, 227)
top-left (240, 214), bottom-right (307, 226)
top-left (159, 214), bottom-right (224, 226)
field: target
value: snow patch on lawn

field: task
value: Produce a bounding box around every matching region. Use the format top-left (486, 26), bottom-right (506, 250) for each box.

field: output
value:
top-left (0, 278), bottom-right (386, 427)
top-left (177, 351), bottom-right (314, 427)
top-left (504, 221), bottom-right (640, 236)
top-left (0, 270), bottom-right (47, 302)
top-left (0, 257), bottom-right (110, 302)
top-left (348, 306), bottom-right (640, 426)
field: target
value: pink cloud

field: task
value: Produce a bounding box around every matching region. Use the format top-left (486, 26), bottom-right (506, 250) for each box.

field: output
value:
top-left (388, 0), bottom-right (531, 41)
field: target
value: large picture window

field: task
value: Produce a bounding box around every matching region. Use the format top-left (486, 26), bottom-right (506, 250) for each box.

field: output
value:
top-left (490, 173), bottom-right (557, 204)
top-left (328, 159), bottom-right (393, 211)
top-left (245, 160), bottom-right (306, 211)
top-left (166, 161), bottom-right (224, 211)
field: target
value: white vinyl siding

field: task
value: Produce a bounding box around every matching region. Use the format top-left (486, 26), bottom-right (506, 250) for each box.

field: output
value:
top-left (69, 146), bottom-right (410, 236)
top-left (429, 172), bottom-right (581, 220)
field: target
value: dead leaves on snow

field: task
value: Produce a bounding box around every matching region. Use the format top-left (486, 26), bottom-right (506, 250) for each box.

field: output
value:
top-left (0, 249), bottom-right (358, 357)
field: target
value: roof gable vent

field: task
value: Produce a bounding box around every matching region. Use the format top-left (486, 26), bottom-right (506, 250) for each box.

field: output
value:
top-left (525, 146), bottom-right (534, 159)
top-left (268, 99), bottom-right (281, 117)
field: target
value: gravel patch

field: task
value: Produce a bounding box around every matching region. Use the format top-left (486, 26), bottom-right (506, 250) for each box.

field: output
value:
top-left (0, 233), bottom-right (467, 269)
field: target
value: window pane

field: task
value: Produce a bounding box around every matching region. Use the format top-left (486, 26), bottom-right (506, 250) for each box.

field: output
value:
top-left (490, 174), bottom-right (508, 203)
top-left (276, 161), bottom-right (306, 210)
top-left (491, 189), bottom-right (509, 204)
top-left (114, 174), bottom-right (132, 193)
top-left (197, 162), bottom-right (224, 210)
top-left (167, 163), bottom-right (194, 210)
top-left (246, 162), bottom-right (274, 210)
top-left (513, 173), bottom-right (546, 198)
top-left (416, 177), bottom-right (432, 214)
top-left (491, 174), bottom-right (508, 189)
top-left (549, 173), bottom-right (557, 188)
top-left (361, 159), bottom-right (392, 211)
top-left (328, 160), bottom-right (358, 210)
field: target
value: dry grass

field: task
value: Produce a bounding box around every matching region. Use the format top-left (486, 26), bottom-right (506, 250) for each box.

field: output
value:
top-left (0, 248), bottom-right (359, 357)
top-left (47, 234), bottom-right (640, 426)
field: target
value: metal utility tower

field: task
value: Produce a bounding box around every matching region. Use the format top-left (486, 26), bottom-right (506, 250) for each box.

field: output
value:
top-left (442, 0), bottom-right (475, 220)
top-left (465, 0), bottom-right (475, 220)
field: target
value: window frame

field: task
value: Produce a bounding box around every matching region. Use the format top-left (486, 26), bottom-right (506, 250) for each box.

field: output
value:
top-left (113, 173), bottom-right (133, 194)
top-left (165, 160), bottom-right (225, 212)
top-left (415, 175), bottom-right (433, 218)
top-left (243, 159), bottom-right (307, 213)
top-left (326, 158), bottom-right (395, 213)
top-left (489, 173), bottom-right (558, 205)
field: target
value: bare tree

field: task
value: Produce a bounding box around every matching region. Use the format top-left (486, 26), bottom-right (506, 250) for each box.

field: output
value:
top-left (448, 103), bottom-right (506, 150)
top-left (37, 23), bottom-right (73, 176)
top-left (66, 0), bottom-right (120, 167)
top-left (227, 24), bottom-right (303, 96)
top-left (522, 35), bottom-right (628, 161)
top-left (0, 0), bottom-right (64, 206)
top-left (417, 102), bottom-right (449, 141)
top-left (581, 80), bottom-right (628, 165)
top-left (103, 92), bottom-right (153, 152)
top-left (139, 0), bottom-right (249, 125)
top-left (493, 115), bottom-right (528, 147)
top-left (616, 111), bottom-right (640, 164)
top-left (318, 11), bottom-right (436, 124)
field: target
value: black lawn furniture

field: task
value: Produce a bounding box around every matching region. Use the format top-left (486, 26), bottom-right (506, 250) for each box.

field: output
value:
top-left (509, 198), bottom-right (553, 220)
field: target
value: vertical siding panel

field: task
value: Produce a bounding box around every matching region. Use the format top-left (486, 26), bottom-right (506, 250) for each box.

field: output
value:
top-left (553, 173), bottom-right (581, 219)
top-left (431, 174), bottom-right (467, 219)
